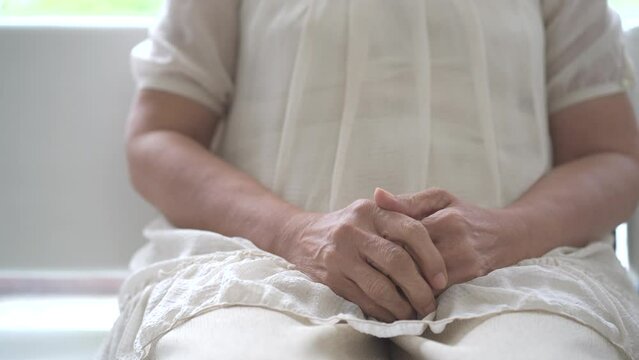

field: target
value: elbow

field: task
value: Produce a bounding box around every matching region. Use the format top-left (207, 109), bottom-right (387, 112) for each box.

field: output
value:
top-left (614, 147), bottom-right (639, 221)
top-left (627, 146), bottom-right (639, 207)
top-left (125, 131), bottom-right (156, 202)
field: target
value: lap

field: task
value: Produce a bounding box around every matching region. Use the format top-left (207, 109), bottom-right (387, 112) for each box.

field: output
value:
top-left (150, 307), bottom-right (624, 360)
top-left (150, 306), bottom-right (389, 360)
top-left (391, 311), bottom-right (626, 360)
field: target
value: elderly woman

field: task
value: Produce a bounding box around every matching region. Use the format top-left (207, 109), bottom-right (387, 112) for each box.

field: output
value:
top-left (102, 0), bottom-right (639, 359)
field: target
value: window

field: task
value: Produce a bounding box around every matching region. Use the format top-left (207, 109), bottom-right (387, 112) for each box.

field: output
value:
top-left (610, 0), bottom-right (639, 29)
top-left (0, 0), bottom-right (163, 17)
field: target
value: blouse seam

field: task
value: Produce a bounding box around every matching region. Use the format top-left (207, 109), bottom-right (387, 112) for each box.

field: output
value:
top-left (137, 76), bottom-right (223, 116)
top-left (548, 81), bottom-right (628, 114)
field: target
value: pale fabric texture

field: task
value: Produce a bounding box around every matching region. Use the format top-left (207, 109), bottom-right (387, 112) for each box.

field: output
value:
top-left (151, 307), bottom-right (390, 360)
top-left (150, 307), bottom-right (625, 360)
top-left (100, 0), bottom-right (639, 359)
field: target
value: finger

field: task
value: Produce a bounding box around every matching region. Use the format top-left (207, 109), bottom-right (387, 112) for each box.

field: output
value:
top-left (346, 259), bottom-right (416, 320)
top-left (421, 214), bottom-right (446, 238)
top-left (333, 277), bottom-right (396, 323)
top-left (374, 187), bottom-right (454, 220)
top-left (422, 213), bottom-right (467, 286)
top-left (421, 209), bottom-right (464, 245)
top-left (362, 236), bottom-right (438, 317)
top-left (373, 209), bottom-right (448, 291)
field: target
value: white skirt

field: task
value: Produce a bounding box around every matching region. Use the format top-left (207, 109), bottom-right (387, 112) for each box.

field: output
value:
top-left (99, 218), bottom-right (639, 360)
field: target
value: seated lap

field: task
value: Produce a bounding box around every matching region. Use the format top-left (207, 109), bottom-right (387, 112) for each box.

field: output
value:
top-left (150, 307), bottom-right (624, 360)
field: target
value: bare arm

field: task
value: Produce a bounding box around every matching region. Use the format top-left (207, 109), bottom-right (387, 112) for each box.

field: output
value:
top-left (126, 89), bottom-right (448, 321)
top-left (508, 93), bottom-right (639, 260)
top-left (126, 89), bottom-right (301, 254)
top-left (375, 93), bottom-right (639, 285)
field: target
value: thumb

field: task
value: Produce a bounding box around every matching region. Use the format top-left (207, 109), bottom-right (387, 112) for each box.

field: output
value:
top-left (374, 187), bottom-right (409, 215)
top-left (374, 187), bottom-right (454, 219)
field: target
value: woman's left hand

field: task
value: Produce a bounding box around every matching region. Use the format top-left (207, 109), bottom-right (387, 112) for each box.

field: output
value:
top-left (374, 187), bottom-right (528, 290)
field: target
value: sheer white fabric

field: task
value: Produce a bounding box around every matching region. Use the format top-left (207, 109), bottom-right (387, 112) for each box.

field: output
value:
top-left (101, 1), bottom-right (639, 359)
top-left (543, 0), bottom-right (634, 112)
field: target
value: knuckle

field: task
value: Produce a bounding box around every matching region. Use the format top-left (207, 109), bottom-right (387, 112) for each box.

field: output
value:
top-left (442, 208), bottom-right (464, 225)
top-left (449, 209), bottom-right (464, 221)
top-left (384, 245), bottom-right (411, 269)
top-left (350, 199), bottom-right (375, 216)
top-left (366, 278), bottom-right (392, 299)
top-left (405, 194), bottom-right (419, 211)
top-left (332, 221), bottom-right (355, 239)
top-left (429, 187), bottom-right (456, 209)
top-left (351, 199), bottom-right (373, 212)
top-left (401, 219), bottom-right (424, 236)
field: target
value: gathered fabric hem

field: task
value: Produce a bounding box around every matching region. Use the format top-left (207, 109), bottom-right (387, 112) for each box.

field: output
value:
top-left (98, 220), bottom-right (639, 360)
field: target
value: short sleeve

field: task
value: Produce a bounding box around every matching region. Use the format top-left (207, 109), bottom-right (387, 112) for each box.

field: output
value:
top-left (131, 0), bottom-right (239, 117)
top-left (542, 0), bottom-right (635, 114)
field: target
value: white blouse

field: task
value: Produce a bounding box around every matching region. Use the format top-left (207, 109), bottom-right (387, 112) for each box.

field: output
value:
top-left (101, 1), bottom-right (639, 359)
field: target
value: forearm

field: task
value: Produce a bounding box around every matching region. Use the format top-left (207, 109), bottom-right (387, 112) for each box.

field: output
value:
top-left (127, 129), bottom-right (302, 254)
top-left (506, 152), bottom-right (639, 260)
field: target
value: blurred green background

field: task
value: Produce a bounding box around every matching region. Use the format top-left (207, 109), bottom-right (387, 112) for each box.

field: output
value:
top-left (0, 0), bottom-right (163, 16)
top-left (0, 0), bottom-right (637, 17)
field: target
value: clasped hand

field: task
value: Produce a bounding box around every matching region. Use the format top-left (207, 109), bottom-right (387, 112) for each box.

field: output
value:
top-left (276, 188), bottom-right (525, 323)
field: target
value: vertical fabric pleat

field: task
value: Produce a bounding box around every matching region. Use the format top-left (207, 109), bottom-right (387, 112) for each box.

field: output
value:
top-left (328, 0), bottom-right (371, 210)
top-left (523, 4), bottom-right (552, 172)
top-left (454, 0), bottom-right (503, 205)
top-left (415, 0), bottom-right (433, 191)
top-left (272, 2), bottom-right (315, 194)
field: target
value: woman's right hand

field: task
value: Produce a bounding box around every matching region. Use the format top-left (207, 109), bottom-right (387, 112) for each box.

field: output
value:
top-left (274, 199), bottom-right (448, 322)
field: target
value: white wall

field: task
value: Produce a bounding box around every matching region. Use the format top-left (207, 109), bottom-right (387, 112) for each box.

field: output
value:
top-left (0, 25), bottom-right (156, 270)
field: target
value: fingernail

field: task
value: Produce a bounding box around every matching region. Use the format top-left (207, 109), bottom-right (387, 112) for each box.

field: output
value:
top-left (432, 272), bottom-right (447, 290)
top-left (376, 187), bottom-right (395, 198)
